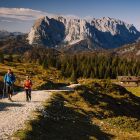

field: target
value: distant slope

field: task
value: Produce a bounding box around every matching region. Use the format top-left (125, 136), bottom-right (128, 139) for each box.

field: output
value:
top-left (0, 30), bottom-right (140, 60)
top-left (0, 34), bottom-right (32, 54)
top-left (114, 40), bottom-right (140, 59)
top-left (0, 30), bottom-right (24, 40)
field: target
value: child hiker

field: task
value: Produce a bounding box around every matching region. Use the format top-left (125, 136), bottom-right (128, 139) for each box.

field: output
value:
top-left (24, 76), bottom-right (32, 102)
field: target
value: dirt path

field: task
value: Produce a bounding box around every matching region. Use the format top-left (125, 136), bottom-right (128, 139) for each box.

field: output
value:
top-left (0, 90), bottom-right (52, 139)
top-left (0, 84), bottom-right (80, 139)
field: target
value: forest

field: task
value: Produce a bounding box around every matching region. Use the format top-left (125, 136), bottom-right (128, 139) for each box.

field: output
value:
top-left (1, 47), bottom-right (140, 80)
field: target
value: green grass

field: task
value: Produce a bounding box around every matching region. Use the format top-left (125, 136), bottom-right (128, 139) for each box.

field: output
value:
top-left (106, 116), bottom-right (140, 132)
top-left (13, 81), bottom-right (140, 140)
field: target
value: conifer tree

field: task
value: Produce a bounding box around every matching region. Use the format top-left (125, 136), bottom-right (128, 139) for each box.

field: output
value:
top-left (0, 53), bottom-right (4, 63)
top-left (70, 70), bottom-right (78, 83)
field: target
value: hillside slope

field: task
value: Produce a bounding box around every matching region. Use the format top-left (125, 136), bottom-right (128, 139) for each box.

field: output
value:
top-left (114, 40), bottom-right (140, 59)
top-left (0, 61), bottom-right (62, 95)
top-left (14, 81), bottom-right (140, 139)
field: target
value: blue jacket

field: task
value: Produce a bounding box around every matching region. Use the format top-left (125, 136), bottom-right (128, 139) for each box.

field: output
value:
top-left (4, 73), bottom-right (16, 85)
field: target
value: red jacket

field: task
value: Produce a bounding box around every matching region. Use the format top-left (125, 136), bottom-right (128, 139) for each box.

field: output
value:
top-left (24, 80), bottom-right (32, 89)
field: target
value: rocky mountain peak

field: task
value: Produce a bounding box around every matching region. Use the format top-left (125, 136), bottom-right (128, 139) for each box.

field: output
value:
top-left (28, 15), bottom-right (140, 50)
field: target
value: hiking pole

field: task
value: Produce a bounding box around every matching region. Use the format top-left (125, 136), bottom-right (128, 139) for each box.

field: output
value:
top-left (2, 82), bottom-right (6, 99)
top-left (2, 89), bottom-right (5, 99)
top-left (12, 83), bottom-right (15, 96)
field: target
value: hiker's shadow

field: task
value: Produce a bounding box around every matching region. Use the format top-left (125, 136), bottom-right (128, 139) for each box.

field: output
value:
top-left (24, 94), bottom-right (113, 140)
top-left (0, 102), bottom-right (23, 111)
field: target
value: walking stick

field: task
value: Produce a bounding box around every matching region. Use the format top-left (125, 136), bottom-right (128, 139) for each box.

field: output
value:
top-left (2, 82), bottom-right (6, 99)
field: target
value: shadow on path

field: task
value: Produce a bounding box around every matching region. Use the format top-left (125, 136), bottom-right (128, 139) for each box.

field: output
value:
top-left (0, 102), bottom-right (23, 111)
top-left (16, 94), bottom-right (114, 140)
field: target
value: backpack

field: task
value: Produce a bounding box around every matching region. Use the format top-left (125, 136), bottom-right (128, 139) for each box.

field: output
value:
top-left (24, 80), bottom-right (32, 88)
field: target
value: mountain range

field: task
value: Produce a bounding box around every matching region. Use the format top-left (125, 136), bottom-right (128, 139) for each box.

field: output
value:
top-left (0, 15), bottom-right (140, 57)
top-left (0, 30), bottom-right (24, 41)
top-left (27, 16), bottom-right (140, 51)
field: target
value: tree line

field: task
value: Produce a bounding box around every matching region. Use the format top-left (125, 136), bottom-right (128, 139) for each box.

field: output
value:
top-left (25, 48), bottom-right (140, 79)
top-left (1, 48), bottom-right (140, 80)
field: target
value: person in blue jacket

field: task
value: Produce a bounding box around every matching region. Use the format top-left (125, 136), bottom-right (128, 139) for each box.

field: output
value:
top-left (4, 69), bottom-right (16, 101)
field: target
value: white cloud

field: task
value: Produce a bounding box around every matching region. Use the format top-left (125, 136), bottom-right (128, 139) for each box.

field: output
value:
top-left (1, 7), bottom-right (139, 32)
top-left (0, 19), bottom-right (14, 22)
top-left (0, 7), bottom-right (50, 20)
top-left (0, 7), bottom-right (79, 32)
top-left (0, 7), bottom-right (80, 21)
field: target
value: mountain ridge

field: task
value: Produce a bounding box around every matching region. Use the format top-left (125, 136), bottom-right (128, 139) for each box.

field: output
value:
top-left (27, 15), bottom-right (140, 50)
top-left (0, 30), bottom-right (24, 40)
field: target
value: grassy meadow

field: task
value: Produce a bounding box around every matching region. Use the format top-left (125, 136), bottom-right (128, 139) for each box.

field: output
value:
top-left (0, 59), bottom-right (65, 95)
top-left (13, 81), bottom-right (140, 140)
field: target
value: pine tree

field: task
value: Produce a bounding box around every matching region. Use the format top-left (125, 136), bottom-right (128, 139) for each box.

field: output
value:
top-left (8, 54), bottom-right (13, 62)
top-left (42, 59), bottom-right (48, 69)
top-left (70, 70), bottom-right (78, 83)
top-left (0, 53), bottom-right (4, 63)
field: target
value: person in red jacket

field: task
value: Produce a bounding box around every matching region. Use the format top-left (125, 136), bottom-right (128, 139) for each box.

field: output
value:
top-left (24, 76), bottom-right (32, 101)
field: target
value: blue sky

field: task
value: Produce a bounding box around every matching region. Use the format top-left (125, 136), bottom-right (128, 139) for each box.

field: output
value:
top-left (0, 0), bottom-right (140, 32)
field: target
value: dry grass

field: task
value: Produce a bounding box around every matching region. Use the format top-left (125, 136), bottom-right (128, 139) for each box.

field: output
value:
top-left (14, 81), bottom-right (140, 140)
top-left (126, 87), bottom-right (140, 97)
top-left (0, 61), bottom-right (63, 94)
top-left (79, 78), bottom-right (140, 97)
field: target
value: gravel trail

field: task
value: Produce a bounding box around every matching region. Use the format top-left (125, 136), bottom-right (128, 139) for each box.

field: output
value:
top-left (0, 90), bottom-right (52, 139)
top-left (0, 84), bottom-right (80, 139)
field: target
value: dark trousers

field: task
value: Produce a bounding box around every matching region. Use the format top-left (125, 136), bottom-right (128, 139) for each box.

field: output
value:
top-left (6, 84), bottom-right (13, 99)
top-left (25, 89), bottom-right (31, 101)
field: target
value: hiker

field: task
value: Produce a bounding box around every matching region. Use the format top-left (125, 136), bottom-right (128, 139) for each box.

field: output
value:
top-left (4, 69), bottom-right (16, 100)
top-left (24, 76), bottom-right (32, 101)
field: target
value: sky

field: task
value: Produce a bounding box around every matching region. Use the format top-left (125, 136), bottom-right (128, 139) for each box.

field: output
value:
top-left (0, 0), bottom-right (140, 33)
